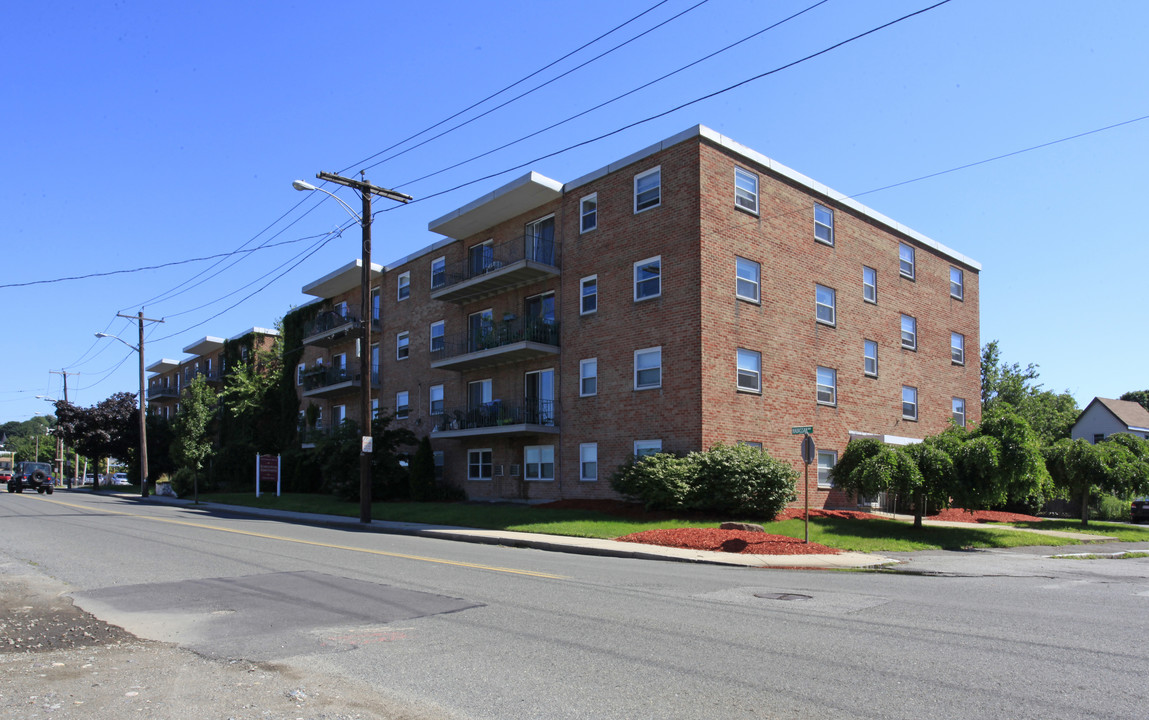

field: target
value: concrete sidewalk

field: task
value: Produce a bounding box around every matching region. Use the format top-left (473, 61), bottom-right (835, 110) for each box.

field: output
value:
top-left (138, 494), bottom-right (895, 570)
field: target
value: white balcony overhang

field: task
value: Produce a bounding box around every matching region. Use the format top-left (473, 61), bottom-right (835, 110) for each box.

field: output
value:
top-left (303, 259), bottom-right (384, 299)
top-left (428, 172), bottom-right (562, 239)
top-left (183, 337), bottom-right (224, 356)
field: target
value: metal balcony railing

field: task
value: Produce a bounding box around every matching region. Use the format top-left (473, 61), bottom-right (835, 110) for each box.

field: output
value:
top-left (431, 399), bottom-right (556, 432)
top-left (304, 308), bottom-right (360, 338)
top-left (147, 386), bottom-right (180, 400)
top-left (431, 235), bottom-right (559, 303)
top-left (432, 317), bottom-right (559, 362)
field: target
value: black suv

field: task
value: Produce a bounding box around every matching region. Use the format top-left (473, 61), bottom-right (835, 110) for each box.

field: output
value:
top-left (8, 462), bottom-right (55, 494)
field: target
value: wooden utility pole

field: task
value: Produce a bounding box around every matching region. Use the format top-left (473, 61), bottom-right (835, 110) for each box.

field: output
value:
top-left (115, 312), bottom-right (164, 497)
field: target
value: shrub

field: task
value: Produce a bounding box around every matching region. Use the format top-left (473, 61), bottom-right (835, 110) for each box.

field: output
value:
top-left (1097, 493), bottom-right (1131, 522)
top-left (610, 453), bottom-right (692, 511)
top-left (686, 443), bottom-right (798, 517)
top-left (169, 467), bottom-right (197, 497)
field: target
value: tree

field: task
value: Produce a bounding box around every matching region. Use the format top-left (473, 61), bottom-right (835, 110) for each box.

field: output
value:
top-left (1119, 390), bottom-right (1149, 413)
top-left (1045, 434), bottom-right (1149, 525)
top-left (980, 340), bottom-right (1078, 444)
top-left (53, 393), bottom-right (137, 491)
top-left (831, 439), bottom-right (930, 527)
top-left (171, 376), bottom-right (216, 483)
top-left (972, 406), bottom-right (1053, 511)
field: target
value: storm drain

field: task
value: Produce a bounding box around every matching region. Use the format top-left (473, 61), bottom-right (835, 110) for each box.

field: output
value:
top-left (754, 592), bottom-right (813, 601)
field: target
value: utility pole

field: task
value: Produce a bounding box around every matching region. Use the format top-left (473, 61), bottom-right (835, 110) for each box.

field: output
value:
top-left (116, 312), bottom-right (164, 498)
top-left (312, 171), bottom-right (411, 524)
top-left (48, 370), bottom-right (79, 485)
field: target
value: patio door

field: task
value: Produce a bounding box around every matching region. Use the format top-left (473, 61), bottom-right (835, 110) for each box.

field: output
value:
top-left (524, 369), bottom-right (554, 425)
top-left (468, 309), bottom-right (493, 352)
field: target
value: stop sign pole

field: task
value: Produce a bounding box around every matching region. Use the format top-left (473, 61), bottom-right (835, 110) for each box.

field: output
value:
top-left (800, 434), bottom-right (816, 544)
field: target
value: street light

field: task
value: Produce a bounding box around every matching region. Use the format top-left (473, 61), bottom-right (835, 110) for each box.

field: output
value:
top-left (95, 331), bottom-right (150, 497)
top-left (293, 172), bottom-right (411, 523)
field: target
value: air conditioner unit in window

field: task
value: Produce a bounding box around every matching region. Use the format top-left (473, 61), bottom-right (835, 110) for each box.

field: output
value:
top-left (508, 464), bottom-right (521, 477)
top-left (493, 465), bottom-right (504, 477)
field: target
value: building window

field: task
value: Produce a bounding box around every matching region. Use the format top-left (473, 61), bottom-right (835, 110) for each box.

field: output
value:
top-left (580, 443), bottom-right (598, 482)
top-left (950, 267), bottom-right (964, 300)
top-left (467, 379), bottom-right (492, 410)
top-left (430, 385), bottom-right (444, 416)
top-left (899, 243), bottom-right (915, 279)
top-left (296, 363), bottom-right (305, 386)
top-left (332, 404), bottom-right (346, 427)
top-left (580, 193), bottom-right (597, 233)
top-left (634, 439), bottom-right (662, 458)
top-left (580, 275), bottom-right (598, 315)
top-left (396, 391), bottom-right (409, 419)
top-left (741, 441), bottom-right (763, 449)
top-left (634, 256), bottom-right (661, 301)
top-left (333, 353), bottom-right (347, 372)
top-left (372, 397), bottom-right (379, 419)
top-left (634, 166), bottom-right (661, 213)
top-left (736, 257), bottom-right (760, 303)
top-left (816, 366), bottom-right (837, 406)
top-left (736, 348), bottom-right (761, 393)
top-left (396, 331), bottom-right (409, 360)
top-left (1093, 433), bottom-right (1105, 444)
top-left (524, 445), bottom-right (555, 481)
top-left (580, 358), bottom-right (598, 397)
top-left (634, 347), bottom-right (662, 390)
top-left (431, 256), bottom-right (446, 289)
top-left (468, 449), bottom-right (492, 480)
top-left (901, 315), bottom-right (917, 350)
top-left (952, 397), bottom-right (966, 427)
top-left (525, 215), bottom-right (555, 264)
top-left (397, 271), bottom-right (410, 301)
top-left (864, 340), bottom-right (878, 377)
top-left (951, 332), bottom-right (965, 365)
top-left (863, 266), bottom-right (877, 304)
top-left (902, 386), bottom-right (918, 420)
top-left (814, 203), bottom-right (834, 246)
top-left (735, 168), bottom-right (758, 214)
top-left (817, 450), bottom-right (837, 488)
top-left (433, 451), bottom-right (444, 481)
top-left (816, 284), bottom-right (836, 326)
top-left (428, 321), bottom-right (445, 354)
top-left (372, 287), bottom-right (381, 322)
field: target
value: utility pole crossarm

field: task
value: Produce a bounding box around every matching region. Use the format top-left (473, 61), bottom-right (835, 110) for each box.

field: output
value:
top-left (316, 172), bottom-right (413, 204)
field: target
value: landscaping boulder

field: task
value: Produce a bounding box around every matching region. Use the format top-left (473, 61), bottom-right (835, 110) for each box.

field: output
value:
top-left (720, 522), bottom-right (765, 533)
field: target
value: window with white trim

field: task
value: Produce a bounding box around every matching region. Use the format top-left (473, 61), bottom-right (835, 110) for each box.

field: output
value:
top-left (899, 243), bottom-right (915, 279)
top-left (580, 275), bottom-right (598, 315)
top-left (634, 347), bottom-right (662, 390)
top-left (863, 266), bottom-right (877, 303)
top-left (814, 203), bottom-right (834, 246)
top-left (297, 363), bottom-right (305, 385)
top-left (736, 348), bottom-right (761, 392)
top-left (634, 439), bottom-right (662, 458)
top-left (634, 166), bottom-right (661, 213)
top-left (580, 358), bottom-right (597, 397)
top-left (431, 256), bottom-right (446, 289)
top-left (736, 257), bottom-right (760, 302)
top-left (816, 284), bottom-right (836, 326)
top-left (397, 271), bottom-right (410, 301)
top-left (429, 384), bottom-right (444, 416)
top-left (952, 397), bottom-right (966, 427)
top-left (524, 445), bottom-right (555, 481)
top-left (468, 449), bottom-right (492, 480)
top-left (396, 331), bottom-right (409, 360)
top-left (634, 256), bottom-right (661, 301)
top-left (864, 340), bottom-right (878, 377)
top-left (902, 386), bottom-right (918, 420)
top-left (951, 332), bottom-right (965, 365)
top-left (396, 391), bottom-right (409, 419)
top-left (950, 267), bottom-right (964, 300)
top-left (580, 443), bottom-right (598, 481)
top-left (735, 167), bottom-right (758, 213)
top-left (430, 321), bottom-right (445, 353)
top-left (901, 314), bottom-right (917, 350)
top-left (580, 193), bottom-right (597, 233)
top-left (817, 450), bottom-right (837, 488)
top-left (816, 366), bottom-right (837, 406)
top-left (372, 287), bottom-right (381, 323)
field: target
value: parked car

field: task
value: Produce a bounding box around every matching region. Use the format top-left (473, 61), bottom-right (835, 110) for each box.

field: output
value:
top-left (7, 461), bottom-right (55, 494)
top-left (1131, 498), bottom-right (1149, 523)
top-left (112, 472), bottom-right (130, 485)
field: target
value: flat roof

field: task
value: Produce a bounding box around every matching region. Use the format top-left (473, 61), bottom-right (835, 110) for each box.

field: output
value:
top-left (302, 259), bottom-right (384, 299)
top-left (182, 337), bottom-right (225, 356)
top-left (427, 171), bottom-right (563, 240)
top-left (229, 326), bottom-right (279, 341)
top-left (146, 358), bottom-right (180, 374)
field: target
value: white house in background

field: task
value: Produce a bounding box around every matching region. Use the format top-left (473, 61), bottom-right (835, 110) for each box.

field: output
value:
top-left (1070, 397), bottom-right (1149, 443)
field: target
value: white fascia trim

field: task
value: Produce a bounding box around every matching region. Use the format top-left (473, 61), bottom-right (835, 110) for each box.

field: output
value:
top-left (848, 430), bottom-right (923, 446)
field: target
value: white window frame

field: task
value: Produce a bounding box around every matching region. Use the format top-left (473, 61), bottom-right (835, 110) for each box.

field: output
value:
top-left (950, 267), bottom-right (964, 300)
top-left (735, 167), bottom-right (758, 214)
top-left (634, 256), bottom-right (661, 301)
top-left (580, 275), bottom-right (598, 315)
top-left (397, 271), bottom-right (410, 301)
top-left (396, 331), bottom-right (409, 360)
top-left (430, 320), bottom-right (445, 353)
top-left (814, 203), bottom-right (834, 246)
top-left (333, 404), bottom-right (346, 427)
top-left (634, 439), bottom-right (662, 458)
top-left (524, 445), bottom-right (555, 482)
top-left (634, 347), bottom-right (662, 390)
top-left (863, 266), bottom-right (877, 304)
top-left (951, 332), bottom-right (965, 365)
top-left (579, 443), bottom-right (598, 482)
top-left (864, 340), bottom-right (878, 377)
top-left (816, 366), bottom-right (837, 406)
top-left (431, 256), bottom-right (446, 289)
top-left (736, 348), bottom-right (761, 393)
top-left (468, 449), bottom-right (492, 481)
top-left (901, 314), bottom-right (917, 350)
top-left (899, 243), bottom-right (916, 280)
top-left (902, 386), bottom-right (918, 421)
top-left (429, 384), bottom-right (444, 416)
top-left (296, 363), bottom-right (305, 386)
top-left (736, 256), bottom-right (760, 303)
top-left (396, 391), bottom-right (409, 419)
top-left (634, 166), bottom-right (661, 213)
top-left (816, 284), bottom-right (836, 326)
top-left (953, 397), bottom-right (966, 427)
top-left (580, 358), bottom-right (598, 397)
top-left (817, 450), bottom-right (837, 488)
top-left (580, 193), bottom-right (598, 233)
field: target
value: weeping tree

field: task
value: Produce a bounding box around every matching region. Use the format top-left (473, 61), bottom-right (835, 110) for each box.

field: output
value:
top-left (1044, 434), bottom-right (1149, 526)
top-left (831, 439), bottom-right (928, 527)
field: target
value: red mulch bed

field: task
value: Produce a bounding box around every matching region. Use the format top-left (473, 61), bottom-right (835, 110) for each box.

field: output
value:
top-left (773, 508), bottom-right (887, 521)
top-left (928, 508), bottom-right (1043, 524)
top-left (615, 527), bottom-right (841, 555)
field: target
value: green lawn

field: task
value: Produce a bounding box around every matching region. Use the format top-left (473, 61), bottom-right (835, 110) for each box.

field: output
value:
top-left (1008, 520), bottom-right (1149, 543)
top-left (195, 493), bottom-right (1101, 552)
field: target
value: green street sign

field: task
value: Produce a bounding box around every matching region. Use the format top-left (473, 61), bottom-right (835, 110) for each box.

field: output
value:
top-left (791, 426), bottom-right (814, 435)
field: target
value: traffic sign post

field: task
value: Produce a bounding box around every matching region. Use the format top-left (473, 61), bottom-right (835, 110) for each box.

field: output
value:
top-left (799, 434), bottom-right (816, 544)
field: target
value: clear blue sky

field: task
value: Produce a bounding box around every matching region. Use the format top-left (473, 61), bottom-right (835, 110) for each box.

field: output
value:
top-left (3, 0), bottom-right (1146, 421)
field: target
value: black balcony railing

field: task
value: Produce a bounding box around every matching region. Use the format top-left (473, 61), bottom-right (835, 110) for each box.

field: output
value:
top-left (432, 317), bottom-right (559, 362)
top-left (304, 308), bottom-right (360, 338)
top-left (432, 399), bottom-right (555, 432)
top-left (189, 368), bottom-right (221, 383)
top-left (301, 366), bottom-right (356, 391)
top-left (147, 386), bottom-right (180, 400)
top-left (436, 234), bottom-right (558, 289)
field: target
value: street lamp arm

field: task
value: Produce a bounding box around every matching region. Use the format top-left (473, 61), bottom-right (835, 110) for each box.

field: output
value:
top-left (95, 332), bottom-right (139, 353)
top-left (292, 180), bottom-right (363, 223)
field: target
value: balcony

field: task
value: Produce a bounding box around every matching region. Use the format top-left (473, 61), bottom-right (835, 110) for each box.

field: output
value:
top-left (430, 399), bottom-right (559, 439)
top-left (430, 235), bottom-right (559, 304)
top-left (189, 368), bottom-right (222, 386)
top-left (147, 385), bottom-right (180, 400)
top-left (431, 317), bottom-right (559, 372)
top-left (301, 365), bottom-right (379, 399)
top-left (303, 309), bottom-right (363, 347)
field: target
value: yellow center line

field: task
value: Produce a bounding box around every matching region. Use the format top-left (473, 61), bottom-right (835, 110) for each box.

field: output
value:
top-left (30, 495), bottom-right (567, 579)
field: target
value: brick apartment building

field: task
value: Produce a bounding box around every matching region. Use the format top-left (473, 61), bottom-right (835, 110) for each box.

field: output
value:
top-left (147, 327), bottom-right (279, 419)
top-left (297, 125), bottom-right (980, 508)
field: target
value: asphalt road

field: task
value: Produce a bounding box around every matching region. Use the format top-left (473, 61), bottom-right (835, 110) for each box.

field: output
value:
top-left (2, 491), bottom-right (1148, 719)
